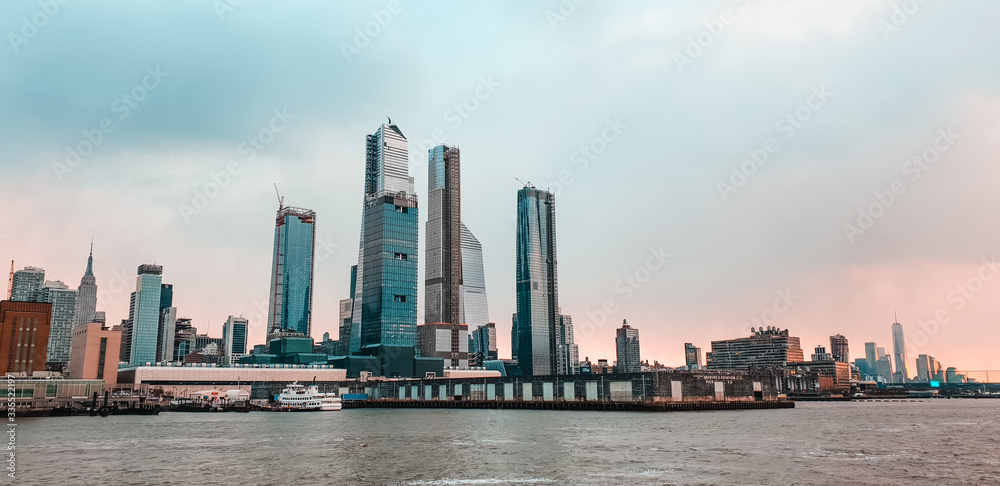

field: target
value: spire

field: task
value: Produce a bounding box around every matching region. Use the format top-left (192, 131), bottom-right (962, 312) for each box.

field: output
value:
top-left (893, 307), bottom-right (898, 325)
top-left (84, 240), bottom-right (94, 277)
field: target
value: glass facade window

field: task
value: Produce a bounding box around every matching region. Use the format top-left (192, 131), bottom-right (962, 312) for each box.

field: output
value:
top-left (515, 187), bottom-right (560, 376)
top-left (129, 265), bottom-right (163, 365)
top-left (268, 207), bottom-right (316, 337)
top-left (360, 194), bottom-right (419, 348)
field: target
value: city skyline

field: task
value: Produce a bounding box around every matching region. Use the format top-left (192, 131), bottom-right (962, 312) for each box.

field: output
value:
top-left (2, 2), bottom-right (1000, 371)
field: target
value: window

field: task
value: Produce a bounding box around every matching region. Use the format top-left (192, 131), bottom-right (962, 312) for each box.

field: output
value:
top-left (394, 253), bottom-right (408, 261)
top-left (395, 206), bottom-right (408, 213)
top-left (394, 295), bottom-right (406, 303)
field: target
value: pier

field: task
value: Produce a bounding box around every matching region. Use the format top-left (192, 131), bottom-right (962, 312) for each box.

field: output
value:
top-left (341, 398), bottom-right (794, 412)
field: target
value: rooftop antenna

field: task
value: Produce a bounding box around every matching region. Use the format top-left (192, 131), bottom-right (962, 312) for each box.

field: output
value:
top-left (893, 307), bottom-right (898, 324)
top-left (514, 177), bottom-right (534, 189)
top-left (6, 260), bottom-right (13, 299)
top-left (387, 116), bottom-right (392, 125)
top-left (274, 183), bottom-right (284, 210)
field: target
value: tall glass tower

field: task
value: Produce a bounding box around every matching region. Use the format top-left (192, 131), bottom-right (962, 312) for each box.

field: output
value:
top-left (127, 264), bottom-right (163, 365)
top-left (73, 242), bottom-right (98, 328)
top-left (891, 318), bottom-right (908, 383)
top-left (351, 122), bottom-right (419, 351)
top-left (37, 280), bottom-right (77, 367)
top-left (515, 186), bottom-right (560, 376)
top-left (460, 223), bottom-right (490, 330)
top-left (267, 205), bottom-right (316, 337)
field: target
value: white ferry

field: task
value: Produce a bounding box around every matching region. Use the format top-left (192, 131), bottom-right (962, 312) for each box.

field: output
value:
top-left (276, 382), bottom-right (342, 411)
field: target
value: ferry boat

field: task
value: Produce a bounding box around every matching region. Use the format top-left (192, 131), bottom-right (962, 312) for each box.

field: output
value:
top-left (276, 382), bottom-right (342, 411)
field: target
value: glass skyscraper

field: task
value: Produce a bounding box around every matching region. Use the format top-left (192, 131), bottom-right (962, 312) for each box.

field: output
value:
top-left (891, 320), bottom-right (909, 383)
top-left (223, 315), bottom-right (249, 361)
top-left (615, 320), bottom-right (641, 373)
top-left (267, 205), bottom-right (316, 337)
top-left (424, 145), bottom-right (464, 365)
top-left (460, 223), bottom-right (490, 330)
top-left (37, 280), bottom-right (77, 367)
top-left (351, 122), bottom-right (419, 351)
top-left (515, 186), bottom-right (561, 376)
top-left (127, 264), bottom-right (163, 365)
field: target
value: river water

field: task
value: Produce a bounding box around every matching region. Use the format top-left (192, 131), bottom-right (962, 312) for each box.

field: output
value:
top-left (16, 400), bottom-right (1000, 485)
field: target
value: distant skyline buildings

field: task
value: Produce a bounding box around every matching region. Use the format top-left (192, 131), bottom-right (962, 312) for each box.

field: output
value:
top-left (615, 320), bottom-right (641, 373)
top-left (37, 279), bottom-right (77, 367)
top-left (267, 203), bottom-right (316, 338)
top-left (124, 264), bottom-right (163, 365)
top-left (73, 243), bottom-right (98, 328)
top-left (829, 334), bottom-right (848, 363)
top-left (891, 320), bottom-right (909, 383)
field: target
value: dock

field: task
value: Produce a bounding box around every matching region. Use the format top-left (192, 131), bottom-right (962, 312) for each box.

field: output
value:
top-left (341, 399), bottom-right (794, 412)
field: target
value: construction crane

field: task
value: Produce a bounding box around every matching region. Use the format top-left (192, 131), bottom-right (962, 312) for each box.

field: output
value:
top-left (274, 183), bottom-right (284, 210)
top-left (6, 260), bottom-right (12, 299)
top-left (514, 177), bottom-right (534, 189)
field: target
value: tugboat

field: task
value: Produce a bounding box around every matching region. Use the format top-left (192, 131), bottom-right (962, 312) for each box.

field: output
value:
top-left (275, 382), bottom-right (342, 411)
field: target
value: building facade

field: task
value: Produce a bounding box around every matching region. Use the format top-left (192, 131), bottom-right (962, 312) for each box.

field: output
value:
top-left (558, 314), bottom-right (579, 375)
top-left (460, 223), bottom-right (490, 331)
top-left (223, 315), bottom-right (249, 363)
top-left (684, 343), bottom-right (703, 369)
top-left (68, 322), bottom-right (121, 388)
top-left (515, 186), bottom-right (561, 376)
top-left (267, 205), bottom-right (316, 338)
top-left (10, 267), bottom-right (45, 302)
top-left (126, 264), bottom-right (163, 365)
top-left (706, 327), bottom-right (805, 370)
top-left (891, 321), bottom-right (909, 383)
top-left (424, 145), bottom-right (463, 366)
top-left (37, 280), bottom-right (77, 367)
top-left (0, 301), bottom-right (52, 376)
top-left (73, 244), bottom-right (98, 328)
top-left (829, 334), bottom-right (848, 363)
top-left (352, 123), bottom-right (419, 351)
top-left (615, 320), bottom-right (641, 373)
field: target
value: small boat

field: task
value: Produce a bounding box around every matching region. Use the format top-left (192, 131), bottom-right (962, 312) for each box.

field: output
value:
top-left (276, 382), bottom-right (342, 411)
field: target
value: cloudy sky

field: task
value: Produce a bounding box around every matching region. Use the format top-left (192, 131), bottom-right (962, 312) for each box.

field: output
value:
top-left (2, 1), bottom-right (998, 374)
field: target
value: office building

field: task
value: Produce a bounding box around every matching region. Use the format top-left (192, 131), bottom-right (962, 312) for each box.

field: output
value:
top-left (829, 334), bottom-right (848, 363)
top-left (511, 313), bottom-right (519, 361)
top-left (0, 300), bottom-right (52, 376)
top-left (418, 322), bottom-right (468, 366)
top-left (460, 223), bottom-right (490, 330)
top-left (875, 347), bottom-right (893, 383)
top-left (684, 343), bottom-right (703, 369)
top-left (864, 342), bottom-right (877, 375)
top-left (158, 307), bottom-right (176, 362)
top-left (515, 186), bottom-right (562, 376)
top-left (615, 320), bottom-right (641, 373)
top-left (68, 322), bottom-right (121, 388)
top-left (267, 202), bottom-right (316, 338)
top-left (37, 280), bottom-right (77, 368)
top-left (945, 367), bottom-right (965, 384)
top-left (223, 315), bottom-right (249, 364)
top-left (706, 327), bottom-right (805, 370)
top-left (471, 322), bottom-right (498, 361)
top-left (810, 345), bottom-right (832, 362)
top-left (125, 264), bottom-right (163, 365)
top-left (424, 145), bottom-right (464, 366)
top-left (351, 122), bottom-right (419, 351)
top-left (10, 266), bottom-right (45, 302)
top-left (173, 317), bottom-right (196, 362)
top-left (891, 319), bottom-right (909, 383)
top-left (73, 243), bottom-right (98, 328)
top-left (558, 313), bottom-right (579, 374)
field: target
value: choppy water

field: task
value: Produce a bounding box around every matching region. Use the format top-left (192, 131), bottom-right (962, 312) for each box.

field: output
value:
top-left (16, 400), bottom-right (1000, 485)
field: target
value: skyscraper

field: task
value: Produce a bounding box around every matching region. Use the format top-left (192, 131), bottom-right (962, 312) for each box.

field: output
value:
top-left (915, 354), bottom-right (936, 382)
top-left (557, 313), bottom-right (579, 374)
top-left (891, 318), bottom-right (909, 383)
top-left (10, 266), bottom-right (45, 302)
top-left (223, 315), bottom-right (248, 364)
top-left (351, 122), bottom-right (419, 350)
top-left (876, 346), bottom-right (893, 382)
top-left (73, 243), bottom-right (98, 328)
top-left (267, 203), bottom-right (316, 338)
top-left (864, 342), bottom-right (877, 375)
top-left (37, 280), bottom-right (77, 368)
top-left (339, 265), bottom-right (359, 355)
top-left (510, 313), bottom-right (519, 361)
top-left (829, 334), bottom-right (848, 363)
top-left (126, 264), bottom-right (163, 365)
top-left (424, 145), bottom-right (464, 366)
top-left (460, 223), bottom-right (490, 330)
top-left (684, 343), bottom-right (703, 369)
top-left (471, 322), bottom-right (498, 361)
top-left (615, 320), bottom-right (641, 373)
top-left (158, 306), bottom-right (176, 362)
top-left (515, 186), bottom-right (561, 376)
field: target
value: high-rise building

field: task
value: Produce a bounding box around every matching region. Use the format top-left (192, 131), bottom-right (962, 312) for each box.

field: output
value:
top-left (424, 145), bottom-right (463, 366)
top-left (515, 186), bottom-right (561, 376)
top-left (73, 243), bottom-right (98, 328)
top-left (706, 327), bottom-right (805, 370)
top-left (351, 122), bottom-right (419, 351)
top-left (222, 315), bottom-right (249, 364)
top-left (418, 322), bottom-right (468, 367)
top-left (158, 307), bottom-right (177, 362)
top-left (511, 313), bottom-right (518, 361)
top-left (10, 266), bottom-right (45, 302)
top-left (915, 354), bottom-right (935, 382)
top-left (810, 345), bottom-right (832, 362)
top-left (339, 265), bottom-right (359, 355)
top-left (37, 280), bottom-right (78, 368)
top-left (0, 301), bottom-right (52, 376)
top-left (173, 317), bottom-right (195, 362)
top-left (864, 342), bottom-right (877, 375)
top-left (891, 319), bottom-right (909, 383)
top-left (126, 264), bottom-right (163, 365)
top-left (684, 343), bottom-right (703, 369)
top-left (460, 224), bottom-right (490, 331)
top-left (267, 203), bottom-right (316, 338)
top-left (471, 322), bottom-right (498, 361)
top-left (615, 320), bottom-right (641, 373)
top-left (829, 334), bottom-right (848, 363)
top-left (557, 313), bottom-right (579, 374)
top-left (875, 346), bottom-right (893, 383)
top-left (68, 322), bottom-right (121, 388)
